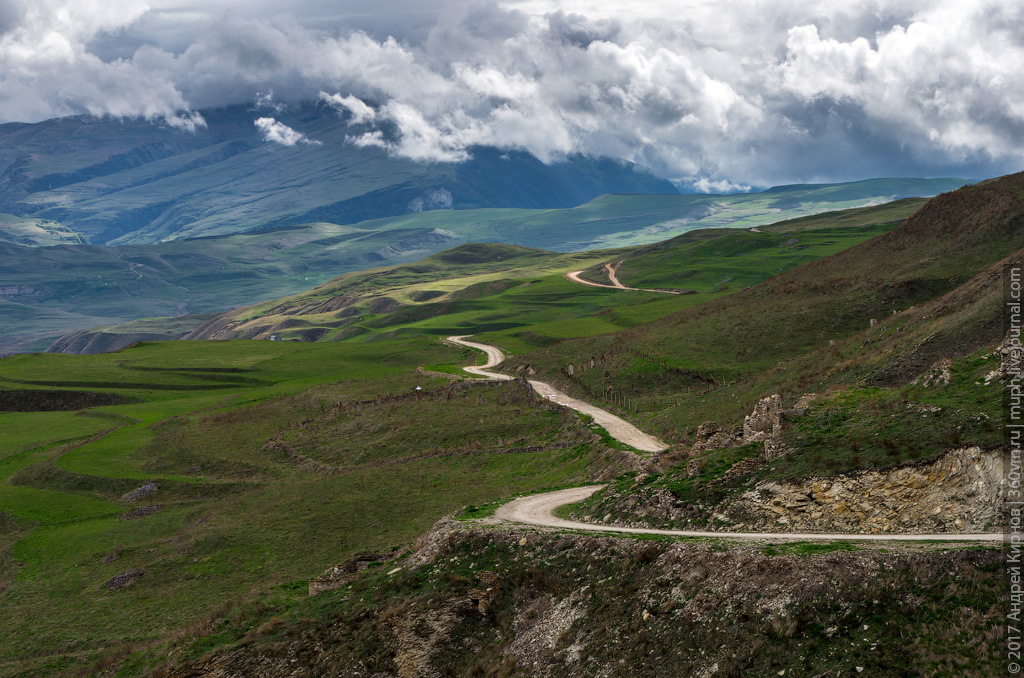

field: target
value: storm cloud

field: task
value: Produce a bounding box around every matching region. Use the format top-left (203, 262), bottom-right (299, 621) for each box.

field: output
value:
top-left (0, 0), bottom-right (1020, 186)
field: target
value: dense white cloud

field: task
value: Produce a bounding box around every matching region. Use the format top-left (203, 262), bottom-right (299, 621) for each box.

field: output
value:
top-left (254, 117), bottom-right (320, 146)
top-left (0, 0), bottom-right (1020, 185)
top-left (319, 91), bottom-right (376, 124)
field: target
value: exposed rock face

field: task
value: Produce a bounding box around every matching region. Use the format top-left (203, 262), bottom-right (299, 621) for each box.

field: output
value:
top-left (743, 394), bottom-right (787, 458)
top-left (723, 446), bottom-right (1003, 533)
top-left (309, 549), bottom-right (402, 596)
top-left (576, 447), bottom-right (1003, 535)
top-left (394, 604), bottom-right (466, 678)
top-left (986, 332), bottom-right (1020, 384)
top-left (690, 421), bottom-right (738, 455)
top-left (121, 482), bottom-right (157, 502)
top-left (120, 505), bottom-right (163, 520)
top-left (103, 567), bottom-right (145, 591)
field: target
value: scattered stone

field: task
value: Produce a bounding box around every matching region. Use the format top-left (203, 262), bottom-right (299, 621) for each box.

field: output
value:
top-left (121, 482), bottom-right (158, 502)
top-left (103, 567), bottom-right (145, 591)
top-left (120, 505), bottom-right (164, 520)
top-left (915, 358), bottom-right (953, 387)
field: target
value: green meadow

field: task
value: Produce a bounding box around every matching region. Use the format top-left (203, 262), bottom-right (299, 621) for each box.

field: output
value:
top-left (0, 337), bottom-right (623, 676)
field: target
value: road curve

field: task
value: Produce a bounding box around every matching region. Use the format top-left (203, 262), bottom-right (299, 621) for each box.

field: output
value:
top-left (603, 262), bottom-right (627, 288)
top-left (565, 264), bottom-right (680, 294)
top-left (495, 486), bottom-right (1004, 542)
top-left (447, 335), bottom-right (668, 452)
top-left (447, 336), bottom-right (514, 380)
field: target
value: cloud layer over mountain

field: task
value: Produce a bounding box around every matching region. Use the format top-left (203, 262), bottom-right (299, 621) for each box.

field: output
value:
top-left (1, 0), bottom-right (1020, 187)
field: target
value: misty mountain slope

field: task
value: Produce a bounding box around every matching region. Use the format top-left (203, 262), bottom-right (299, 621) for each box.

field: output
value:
top-left (0, 104), bottom-right (679, 245)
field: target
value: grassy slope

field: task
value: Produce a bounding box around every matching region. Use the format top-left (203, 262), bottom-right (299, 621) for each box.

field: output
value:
top-left (505, 173), bottom-right (1022, 476)
top-left (0, 199), bottom-right (924, 674)
top-left (0, 182), bottom-right (1014, 675)
top-left (0, 338), bottom-right (623, 677)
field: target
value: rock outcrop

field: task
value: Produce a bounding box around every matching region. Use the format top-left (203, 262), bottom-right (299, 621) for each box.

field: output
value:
top-left (573, 446), bottom-right (1003, 535)
top-left (121, 482), bottom-right (158, 502)
top-left (689, 421), bottom-right (738, 455)
top-left (742, 394), bottom-right (789, 458)
top-left (986, 332), bottom-right (1020, 384)
top-left (166, 525), bottom-right (1006, 678)
top-left (723, 446), bottom-right (1003, 533)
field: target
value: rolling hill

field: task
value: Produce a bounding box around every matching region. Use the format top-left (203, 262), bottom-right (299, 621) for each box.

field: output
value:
top-left (2, 190), bottom-right (965, 354)
top-left (35, 199), bottom-right (926, 355)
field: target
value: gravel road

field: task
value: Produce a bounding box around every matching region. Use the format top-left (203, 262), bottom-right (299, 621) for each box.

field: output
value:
top-left (495, 486), bottom-right (1004, 542)
top-left (565, 265), bottom-right (679, 294)
top-left (447, 335), bottom-right (668, 452)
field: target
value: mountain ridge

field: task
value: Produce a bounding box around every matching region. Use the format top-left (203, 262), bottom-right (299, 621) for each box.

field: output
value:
top-left (0, 104), bottom-right (678, 245)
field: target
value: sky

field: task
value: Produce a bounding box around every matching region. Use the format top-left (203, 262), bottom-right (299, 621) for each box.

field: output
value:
top-left (0, 0), bottom-right (1021, 189)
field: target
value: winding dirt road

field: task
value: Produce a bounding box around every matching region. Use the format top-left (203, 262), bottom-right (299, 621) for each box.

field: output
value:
top-left (565, 262), bottom-right (680, 294)
top-left (494, 486), bottom-right (1004, 542)
top-left (449, 336), bottom-right (1001, 542)
top-left (447, 335), bottom-right (668, 452)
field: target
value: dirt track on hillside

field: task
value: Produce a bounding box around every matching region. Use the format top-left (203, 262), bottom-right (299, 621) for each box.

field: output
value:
top-left (565, 263), bottom-right (680, 294)
top-left (447, 337), bottom-right (1001, 541)
top-left (447, 335), bottom-right (667, 452)
top-left (494, 486), bottom-right (1004, 542)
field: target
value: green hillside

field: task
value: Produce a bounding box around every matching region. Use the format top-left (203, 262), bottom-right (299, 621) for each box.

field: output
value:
top-left (0, 178), bottom-right (1015, 676)
top-left (2, 192), bottom-right (942, 352)
top-left (501, 172), bottom-right (1023, 464)
top-left (2, 192), bottom-right (949, 354)
top-left (0, 339), bottom-right (625, 677)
